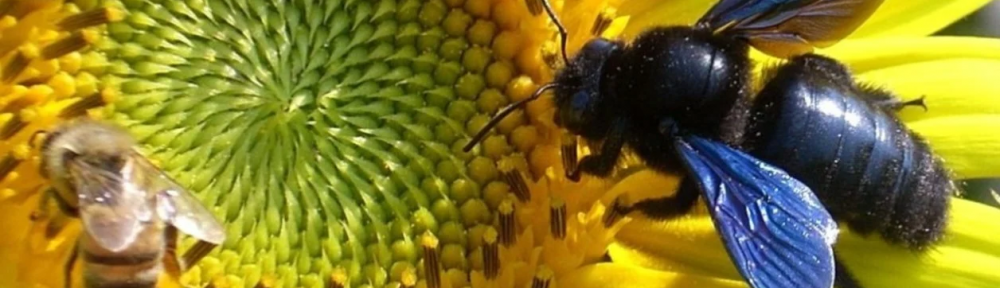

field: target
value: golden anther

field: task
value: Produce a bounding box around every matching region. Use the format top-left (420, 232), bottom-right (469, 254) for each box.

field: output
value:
top-left (42, 30), bottom-right (99, 60)
top-left (421, 231), bottom-right (442, 288)
top-left (604, 197), bottom-right (629, 227)
top-left (524, 0), bottom-right (542, 15)
top-left (531, 265), bottom-right (554, 288)
top-left (499, 168), bottom-right (530, 202)
top-left (498, 200), bottom-right (517, 246)
top-left (59, 91), bottom-right (107, 119)
top-left (0, 154), bottom-right (21, 182)
top-left (181, 240), bottom-right (219, 269)
top-left (0, 115), bottom-right (26, 140)
top-left (591, 8), bottom-right (617, 36)
top-left (57, 7), bottom-right (124, 31)
top-left (3, 51), bottom-right (29, 82)
top-left (561, 132), bottom-right (578, 176)
top-left (482, 227), bottom-right (500, 279)
top-left (549, 198), bottom-right (567, 239)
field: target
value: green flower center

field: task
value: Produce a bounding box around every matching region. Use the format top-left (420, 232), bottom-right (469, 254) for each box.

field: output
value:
top-left (100, 0), bottom-right (521, 286)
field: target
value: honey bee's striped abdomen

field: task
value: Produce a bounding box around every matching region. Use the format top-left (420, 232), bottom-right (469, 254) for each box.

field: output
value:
top-left (79, 223), bottom-right (165, 288)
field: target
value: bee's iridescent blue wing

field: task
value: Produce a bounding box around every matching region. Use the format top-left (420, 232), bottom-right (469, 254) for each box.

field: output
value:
top-left (697, 0), bottom-right (883, 57)
top-left (674, 135), bottom-right (838, 288)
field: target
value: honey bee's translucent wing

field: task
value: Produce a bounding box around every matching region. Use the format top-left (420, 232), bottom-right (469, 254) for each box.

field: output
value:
top-left (131, 152), bottom-right (227, 245)
top-left (674, 136), bottom-right (838, 288)
top-left (697, 0), bottom-right (883, 57)
top-left (69, 159), bottom-right (152, 252)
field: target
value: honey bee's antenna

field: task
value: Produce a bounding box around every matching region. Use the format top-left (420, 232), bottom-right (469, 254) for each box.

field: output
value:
top-left (463, 83), bottom-right (559, 152)
top-left (539, 0), bottom-right (569, 65)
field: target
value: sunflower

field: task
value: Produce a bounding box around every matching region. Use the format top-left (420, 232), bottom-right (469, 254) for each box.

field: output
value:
top-left (1, 0), bottom-right (998, 288)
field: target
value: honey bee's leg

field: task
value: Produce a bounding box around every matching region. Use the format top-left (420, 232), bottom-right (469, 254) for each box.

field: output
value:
top-left (181, 239), bottom-right (219, 269)
top-left (163, 226), bottom-right (184, 278)
top-left (32, 188), bottom-right (78, 238)
top-left (567, 119), bottom-right (628, 181)
top-left (63, 241), bottom-right (79, 288)
top-left (629, 178), bottom-right (700, 220)
top-left (29, 188), bottom-right (56, 222)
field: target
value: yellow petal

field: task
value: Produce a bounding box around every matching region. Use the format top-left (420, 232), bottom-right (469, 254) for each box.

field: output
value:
top-left (617, 0), bottom-right (712, 38)
top-left (610, 215), bottom-right (742, 281)
top-left (821, 37), bottom-right (1000, 74)
top-left (908, 116), bottom-right (1000, 179)
top-left (838, 199), bottom-right (1000, 287)
top-left (853, 58), bottom-right (1000, 122)
top-left (558, 263), bottom-right (745, 288)
top-left (612, 198), bottom-right (1000, 288)
top-left (620, 0), bottom-right (992, 40)
top-left (852, 0), bottom-right (994, 38)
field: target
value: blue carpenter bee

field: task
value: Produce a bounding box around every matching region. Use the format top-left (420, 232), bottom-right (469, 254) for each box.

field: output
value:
top-left (464, 1), bottom-right (954, 288)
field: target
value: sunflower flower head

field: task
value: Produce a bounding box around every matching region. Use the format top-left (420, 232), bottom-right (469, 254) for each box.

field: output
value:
top-left (3, 0), bottom-right (1000, 288)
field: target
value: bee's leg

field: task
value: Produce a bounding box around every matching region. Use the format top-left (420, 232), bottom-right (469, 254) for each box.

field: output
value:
top-left (45, 188), bottom-right (79, 238)
top-left (63, 241), bottom-right (79, 288)
top-left (163, 226), bottom-right (184, 278)
top-left (834, 252), bottom-right (863, 288)
top-left (876, 95), bottom-right (927, 112)
top-left (567, 119), bottom-right (628, 182)
top-left (181, 239), bottom-right (219, 269)
top-left (29, 188), bottom-right (56, 222)
top-left (856, 84), bottom-right (927, 112)
top-left (628, 178), bottom-right (699, 220)
top-left (560, 133), bottom-right (578, 176)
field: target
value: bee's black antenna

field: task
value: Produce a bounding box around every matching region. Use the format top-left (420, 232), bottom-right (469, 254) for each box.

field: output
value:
top-left (463, 83), bottom-right (559, 152)
top-left (539, 0), bottom-right (569, 65)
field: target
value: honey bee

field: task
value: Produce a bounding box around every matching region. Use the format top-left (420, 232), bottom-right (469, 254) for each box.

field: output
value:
top-left (33, 120), bottom-right (226, 288)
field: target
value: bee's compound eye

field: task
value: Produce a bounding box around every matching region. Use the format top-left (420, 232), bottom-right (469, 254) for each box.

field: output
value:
top-left (104, 155), bottom-right (126, 171)
top-left (561, 91), bottom-right (595, 127)
top-left (61, 150), bottom-right (80, 163)
top-left (580, 38), bottom-right (615, 58)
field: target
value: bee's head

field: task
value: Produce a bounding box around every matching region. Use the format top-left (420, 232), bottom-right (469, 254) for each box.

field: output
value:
top-left (553, 38), bottom-right (622, 139)
top-left (41, 121), bottom-right (135, 188)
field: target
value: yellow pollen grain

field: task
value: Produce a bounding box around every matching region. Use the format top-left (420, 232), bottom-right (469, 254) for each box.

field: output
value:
top-left (483, 135), bottom-right (513, 159)
top-left (492, 0), bottom-right (522, 30)
top-left (468, 20), bottom-right (497, 47)
top-left (0, 16), bottom-right (17, 29)
top-left (492, 31), bottom-right (522, 60)
top-left (328, 267), bottom-right (349, 288)
top-left (465, 0), bottom-right (492, 19)
top-left (47, 72), bottom-right (76, 98)
top-left (485, 60), bottom-right (515, 89)
top-left (253, 275), bottom-right (276, 288)
top-left (510, 125), bottom-right (539, 152)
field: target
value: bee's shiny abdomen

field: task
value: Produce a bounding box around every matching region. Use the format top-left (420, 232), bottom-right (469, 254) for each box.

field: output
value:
top-left (80, 223), bottom-right (164, 288)
top-left (746, 55), bottom-right (951, 249)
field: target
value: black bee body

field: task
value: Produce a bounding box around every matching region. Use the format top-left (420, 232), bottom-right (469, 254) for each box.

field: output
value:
top-left (555, 25), bottom-right (952, 250)
top-left (747, 55), bottom-right (952, 249)
top-left (556, 27), bottom-right (754, 178)
top-left (465, 1), bottom-right (945, 287)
